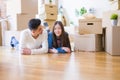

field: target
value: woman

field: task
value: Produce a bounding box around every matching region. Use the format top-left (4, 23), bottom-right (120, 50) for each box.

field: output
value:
top-left (48, 21), bottom-right (71, 53)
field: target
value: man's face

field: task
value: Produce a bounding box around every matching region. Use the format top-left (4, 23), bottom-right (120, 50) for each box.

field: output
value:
top-left (32, 25), bottom-right (43, 37)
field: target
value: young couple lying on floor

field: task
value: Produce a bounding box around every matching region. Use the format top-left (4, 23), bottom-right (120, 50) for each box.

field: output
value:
top-left (17, 18), bottom-right (71, 55)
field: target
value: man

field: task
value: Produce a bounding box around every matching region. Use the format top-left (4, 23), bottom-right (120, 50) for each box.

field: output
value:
top-left (19, 18), bottom-right (48, 55)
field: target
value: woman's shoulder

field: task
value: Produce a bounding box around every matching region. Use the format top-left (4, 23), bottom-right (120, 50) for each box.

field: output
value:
top-left (48, 32), bottom-right (53, 41)
top-left (64, 32), bottom-right (69, 36)
top-left (48, 32), bottom-right (53, 36)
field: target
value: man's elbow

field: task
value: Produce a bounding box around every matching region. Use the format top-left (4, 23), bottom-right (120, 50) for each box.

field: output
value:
top-left (43, 48), bottom-right (48, 53)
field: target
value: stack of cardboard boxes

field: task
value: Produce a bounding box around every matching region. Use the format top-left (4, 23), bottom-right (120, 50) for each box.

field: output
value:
top-left (36, 1), bottom-right (58, 30)
top-left (4, 0), bottom-right (38, 46)
top-left (6, 0), bottom-right (38, 30)
top-left (74, 18), bottom-right (103, 51)
top-left (103, 10), bottom-right (120, 55)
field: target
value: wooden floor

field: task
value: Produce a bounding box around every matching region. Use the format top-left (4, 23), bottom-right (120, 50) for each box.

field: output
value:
top-left (0, 46), bottom-right (120, 80)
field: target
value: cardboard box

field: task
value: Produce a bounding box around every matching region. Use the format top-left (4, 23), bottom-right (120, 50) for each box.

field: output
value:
top-left (36, 12), bottom-right (57, 20)
top-left (0, 23), bottom-right (2, 46)
top-left (37, 4), bottom-right (58, 20)
top-left (79, 18), bottom-right (102, 34)
top-left (6, 0), bottom-right (38, 15)
top-left (38, 4), bottom-right (58, 14)
top-left (74, 34), bottom-right (103, 51)
top-left (8, 14), bottom-right (35, 30)
top-left (106, 26), bottom-right (120, 55)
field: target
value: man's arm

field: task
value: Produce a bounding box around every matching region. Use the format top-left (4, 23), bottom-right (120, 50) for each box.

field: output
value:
top-left (19, 31), bottom-right (27, 53)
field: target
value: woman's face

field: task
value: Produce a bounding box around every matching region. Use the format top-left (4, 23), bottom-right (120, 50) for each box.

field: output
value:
top-left (54, 24), bottom-right (62, 37)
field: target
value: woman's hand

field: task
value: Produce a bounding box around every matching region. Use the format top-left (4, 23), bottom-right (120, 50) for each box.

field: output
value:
top-left (21, 48), bottom-right (31, 55)
top-left (62, 47), bottom-right (71, 53)
top-left (49, 48), bottom-right (58, 53)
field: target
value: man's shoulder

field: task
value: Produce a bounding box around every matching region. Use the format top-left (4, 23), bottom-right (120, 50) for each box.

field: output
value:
top-left (42, 29), bottom-right (48, 36)
top-left (43, 29), bottom-right (47, 33)
top-left (21, 29), bottom-right (29, 33)
top-left (21, 29), bottom-right (30, 36)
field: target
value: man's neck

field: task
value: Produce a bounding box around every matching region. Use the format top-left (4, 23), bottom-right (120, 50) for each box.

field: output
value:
top-left (32, 34), bottom-right (39, 39)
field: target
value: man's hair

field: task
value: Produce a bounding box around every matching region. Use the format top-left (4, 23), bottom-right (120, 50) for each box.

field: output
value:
top-left (28, 18), bottom-right (41, 30)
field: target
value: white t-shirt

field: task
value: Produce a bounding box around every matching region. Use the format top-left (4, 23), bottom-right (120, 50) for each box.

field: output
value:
top-left (19, 29), bottom-right (48, 54)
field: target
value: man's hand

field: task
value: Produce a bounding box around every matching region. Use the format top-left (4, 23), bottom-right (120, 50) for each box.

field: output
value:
top-left (21, 48), bottom-right (31, 55)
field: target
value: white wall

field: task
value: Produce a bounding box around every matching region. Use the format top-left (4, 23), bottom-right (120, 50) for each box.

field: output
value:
top-left (60, 0), bottom-right (113, 25)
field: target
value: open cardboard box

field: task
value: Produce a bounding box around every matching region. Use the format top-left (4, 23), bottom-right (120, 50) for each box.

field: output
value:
top-left (79, 18), bottom-right (102, 34)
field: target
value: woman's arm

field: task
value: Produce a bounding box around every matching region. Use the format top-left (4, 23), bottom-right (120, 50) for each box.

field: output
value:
top-left (67, 33), bottom-right (71, 51)
top-left (48, 32), bottom-right (53, 49)
top-left (61, 32), bottom-right (71, 53)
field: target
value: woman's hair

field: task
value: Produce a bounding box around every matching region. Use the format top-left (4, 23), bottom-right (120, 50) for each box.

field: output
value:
top-left (28, 18), bottom-right (41, 30)
top-left (52, 21), bottom-right (68, 48)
